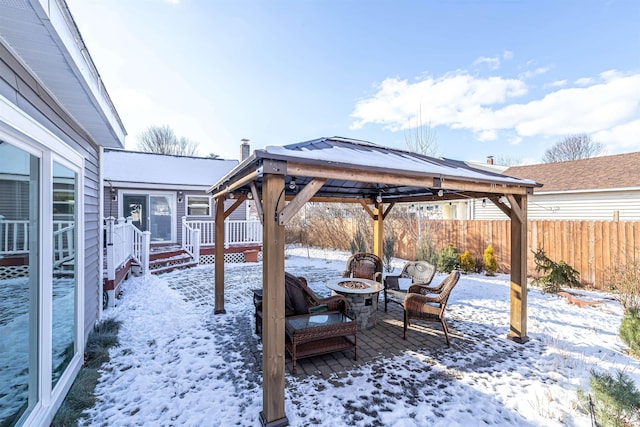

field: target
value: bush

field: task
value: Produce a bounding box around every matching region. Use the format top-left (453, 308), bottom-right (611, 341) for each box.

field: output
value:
top-left (532, 248), bottom-right (580, 293)
top-left (578, 369), bottom-right (640, 426)
top-left (416, 238), bottom-right (438, 266)
top-left (437, 244), bottom-right (459, 273)
top-left (382, 231), bottom-right (396, 273)
top-left (473, 256), bottom-right (484, 274)
top-left (349, 227), bottom-right (367, 254)
top-left (620, 307), bottom-right (640, 358)
top-left (608, 261), bottom-right (640, 314)
top-left (52, 318), bottom-right (122, 426)
top-left (459, 250), bottom-right (475, 274)
top-left (483, 245), bottom-right (498, 276)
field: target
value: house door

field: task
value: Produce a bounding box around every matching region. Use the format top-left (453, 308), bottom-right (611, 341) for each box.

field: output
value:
top-left (122, 193), bottom-right (174, 242)
top-left (123, 194), bottom-right (147, 231)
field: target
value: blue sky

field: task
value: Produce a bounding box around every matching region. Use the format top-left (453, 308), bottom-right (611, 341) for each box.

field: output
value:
top-left (66, 0), bottom-right (640, 163)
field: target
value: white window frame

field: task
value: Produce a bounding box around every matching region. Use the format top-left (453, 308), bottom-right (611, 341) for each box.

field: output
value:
top-left (186, 194), bottom-right (212, 217)
top-left (0, 93), bottom-right (85, 426)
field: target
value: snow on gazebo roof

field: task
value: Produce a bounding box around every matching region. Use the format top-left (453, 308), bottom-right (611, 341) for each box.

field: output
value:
top-left (208, 137), bottom-right (541, 201)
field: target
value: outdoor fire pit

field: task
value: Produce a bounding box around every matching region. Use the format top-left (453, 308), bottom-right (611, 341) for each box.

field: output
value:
top-left (338, 280), bottom-right (371, 290)
top-left (326, 278), bottom-right (382, 330)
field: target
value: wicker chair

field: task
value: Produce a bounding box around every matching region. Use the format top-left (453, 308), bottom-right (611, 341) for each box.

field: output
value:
top-left (403, 270), bottom-right (461, 346)
top-left (341, 252), bottom-right (383, 283)
top-left (254, 272), bottom-right (347, 334)
top-left (383, 261), bottom-right (436, 312)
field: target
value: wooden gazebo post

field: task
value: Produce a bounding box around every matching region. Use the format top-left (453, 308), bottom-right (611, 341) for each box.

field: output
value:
top-left (372, 200), bottom-right (384, 259)
top-left (507, 194), bottom-right (529, 343)
top-left (260, 172), bottom-right (288, 426)
top-left (214, 196), bottom-right (226, 314)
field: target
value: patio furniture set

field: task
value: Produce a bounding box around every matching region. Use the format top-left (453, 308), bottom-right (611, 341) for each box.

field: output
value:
top-left (253, 252), bottom-right (461, 372)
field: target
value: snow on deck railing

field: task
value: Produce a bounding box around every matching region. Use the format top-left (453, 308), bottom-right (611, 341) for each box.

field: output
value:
top-left (105, 217), bottom-right (150, 281)
top-left (183, 218), bottom-right (262, 248)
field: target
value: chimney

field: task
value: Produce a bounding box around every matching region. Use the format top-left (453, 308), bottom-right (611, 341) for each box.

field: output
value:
top-left (486, 155), bottom-right (494, 165)
top-left (240, 139), bottom-right (250, 161)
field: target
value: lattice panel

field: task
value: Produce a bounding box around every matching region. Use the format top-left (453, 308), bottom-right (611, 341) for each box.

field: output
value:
top-left (197, 252), bottom-right (262, 265)
top-left (0, 265), bottom-right (29, 280)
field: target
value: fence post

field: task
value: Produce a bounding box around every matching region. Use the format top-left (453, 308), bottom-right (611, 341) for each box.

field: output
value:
top-left (105, 217), bottom-right (115, 281)
top-left (181, 216), bottom-right (187, 251)
top-left (0, 215), bottom-right (4, 257)
top-left (142, 231), bottom-right (151, 275)
top-left (193, 228), bottom-right (200, 265)
top-left (224, 220), bottom-right (229, 249)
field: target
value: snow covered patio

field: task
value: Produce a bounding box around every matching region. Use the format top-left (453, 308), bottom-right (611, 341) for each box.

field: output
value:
top-left (83, 247), bottom-right (638, 426)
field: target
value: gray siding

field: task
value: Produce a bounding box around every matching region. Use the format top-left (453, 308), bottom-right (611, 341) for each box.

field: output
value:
top-left (103, 187), bottom-right (247, 245)
top-left (1, 43), bottom-right (103, 340)
top-left (473, 190), bottom-right (640, 221)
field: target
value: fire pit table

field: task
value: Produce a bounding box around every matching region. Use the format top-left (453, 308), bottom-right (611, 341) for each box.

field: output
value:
top-left (326, 278), bottom-right (382, 330)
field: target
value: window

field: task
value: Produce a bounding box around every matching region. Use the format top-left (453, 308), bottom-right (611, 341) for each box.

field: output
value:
top-left (0, 118), bottom-right (84, 426)
top-left (186, 195), bottom-right (211, 216)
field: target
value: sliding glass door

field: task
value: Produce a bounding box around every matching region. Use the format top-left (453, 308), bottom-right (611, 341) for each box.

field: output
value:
top-left (122, 192), bottom-right (175, 243)
top-left (0, 142), bottom-right (39, 426)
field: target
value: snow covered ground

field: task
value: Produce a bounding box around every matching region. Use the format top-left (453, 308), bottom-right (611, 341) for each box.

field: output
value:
top-left (83, 247), bottom-right (639, 426)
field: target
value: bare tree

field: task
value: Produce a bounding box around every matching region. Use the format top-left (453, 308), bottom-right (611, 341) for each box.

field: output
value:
top-left (542, 134), bottom-right (603, 163)
top-left (493, 155), bottom-right (522, 167)
top-left (404, 108), bottom-right (439, 157)
top-left (137, 125), bottom-right (199, 156)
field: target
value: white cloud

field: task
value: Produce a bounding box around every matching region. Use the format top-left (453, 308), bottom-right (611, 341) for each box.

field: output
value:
top-left (473, 56), bottom-right (501, 70)
top-left (350, 72), bottom-right (527, 131)
top-left (593, 119), bottom-right (640, 150)
top-left (351, 71), bottom-right (640, 150)
top-left (546, 79), bottom-right (567, 88)
top-left (519, 66), bottom-right (551, 79)
top-left (575, 77), bottom-right (594, 86)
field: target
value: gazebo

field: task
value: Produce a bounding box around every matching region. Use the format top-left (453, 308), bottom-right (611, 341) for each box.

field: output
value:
top-left (208, 137), bottom-right (541, 426)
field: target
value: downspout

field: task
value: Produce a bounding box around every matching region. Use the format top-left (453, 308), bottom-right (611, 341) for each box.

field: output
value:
top-left (98, 146), bottom-right (104, 320)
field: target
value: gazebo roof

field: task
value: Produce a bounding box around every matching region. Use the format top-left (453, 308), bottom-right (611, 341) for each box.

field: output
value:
top-left (208, 136), bottom-right (541, 202)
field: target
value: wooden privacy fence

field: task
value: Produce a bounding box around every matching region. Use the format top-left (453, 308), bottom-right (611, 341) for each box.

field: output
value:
top-left (393, 220), bottom-right (640, 290)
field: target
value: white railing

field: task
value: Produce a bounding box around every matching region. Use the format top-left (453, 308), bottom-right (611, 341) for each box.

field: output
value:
top-left (181, 218), bottom-right (201, 264)
top-left (105, 217), bottom-right (150, 282)
top-left (0, 216), bottom-right (29, 256)
top-left (53, 223), bottom-right (75, 269)
top-left (0, 216), bottom-right (75, 260)
top-left (183, 218), bottom-right (262, 248)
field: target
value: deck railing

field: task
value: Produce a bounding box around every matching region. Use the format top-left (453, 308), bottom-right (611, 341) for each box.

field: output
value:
top-left (181, 218), bottom-right (201, 263)
top-left (182, 218), bottom-right (262, 248)
top-left (1, 216), bottom-right (75, 261)
top-left (105, 217), bottom-right (150, 281)
top-left (53, 223), bottom-right (75, 269)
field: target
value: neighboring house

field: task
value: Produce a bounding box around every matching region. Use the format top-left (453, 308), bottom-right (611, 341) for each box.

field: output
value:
top-left (473, 152), bottom-right (640, 220)
top-left (0, 1), bottom-right (126, 425)
top-left (102, 149), bottom-right (241, 245)
top-left (408, 157), bottom-right (509, 220)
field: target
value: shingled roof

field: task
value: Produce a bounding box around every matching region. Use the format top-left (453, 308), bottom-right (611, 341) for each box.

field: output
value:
top-left (504, 152), bottom-right (640, 192)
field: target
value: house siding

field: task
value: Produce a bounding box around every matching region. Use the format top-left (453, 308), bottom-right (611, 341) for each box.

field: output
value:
top-left (103, 187), bottom-right (246, 245)
top-left (1, 43), bottom-right (103, 340)
top-left (473, 190), bottom-right (640, 221)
